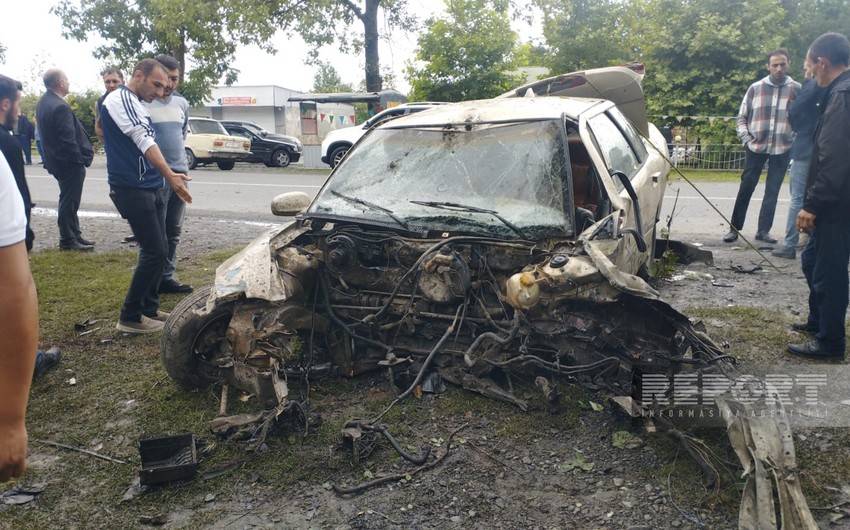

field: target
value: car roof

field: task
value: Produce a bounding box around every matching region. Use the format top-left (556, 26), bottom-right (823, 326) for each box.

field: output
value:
top-left (379, 97), bottom-right (601, 128)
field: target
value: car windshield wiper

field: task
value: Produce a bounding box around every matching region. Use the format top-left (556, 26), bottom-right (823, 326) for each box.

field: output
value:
top-left (409, 200), bottom-right (528, 239)
top-left (330, 190), bottom-right (411, 230)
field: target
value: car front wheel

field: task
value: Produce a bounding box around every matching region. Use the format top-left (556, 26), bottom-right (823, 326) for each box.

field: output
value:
top-left (271, 148), bottom-right (291, 168)
top-left (329, 145), bottom-right (350, 168)
top-left (185, 148), bottom-right (197, 170)
top-left (161, 286), bottom-right (231, 390)
top-left (217, 161), bottom-right (236, 170)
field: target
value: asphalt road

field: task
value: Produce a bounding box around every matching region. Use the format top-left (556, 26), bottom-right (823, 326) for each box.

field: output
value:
top-left (26, 160), bottom-right (795, 241)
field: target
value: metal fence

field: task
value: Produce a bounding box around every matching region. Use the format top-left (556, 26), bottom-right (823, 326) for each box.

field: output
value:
top-left (667, 143), bottom-right (746, 171)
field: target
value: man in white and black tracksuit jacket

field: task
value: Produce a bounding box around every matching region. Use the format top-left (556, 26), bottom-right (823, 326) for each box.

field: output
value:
top-left (101, 58), bottom-right (192, 334)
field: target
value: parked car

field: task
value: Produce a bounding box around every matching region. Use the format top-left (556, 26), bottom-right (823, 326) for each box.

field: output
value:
top-left (320, 102), bottom-right (445, 168)
top-left (220, 120), bottom-right (302, 168)
top-left (184, 117), bottom-right (251, 171)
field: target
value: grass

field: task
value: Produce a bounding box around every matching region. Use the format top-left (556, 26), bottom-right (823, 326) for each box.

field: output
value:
top-left (4, 247), bottom-right (849, 527)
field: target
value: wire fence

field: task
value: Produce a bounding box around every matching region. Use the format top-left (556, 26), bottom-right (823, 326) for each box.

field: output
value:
top-left (667, 143), bottom-right (746, 171)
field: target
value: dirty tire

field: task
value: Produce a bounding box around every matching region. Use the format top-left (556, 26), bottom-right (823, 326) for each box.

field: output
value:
top-left (161, 285), bottom-right (232, 390)
top-left (217, 160), bottom-right (236, 170)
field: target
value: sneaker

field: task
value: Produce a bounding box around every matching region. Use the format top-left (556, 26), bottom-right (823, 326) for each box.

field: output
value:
top-left (723, 229), bottom-right (739, 243)
top-left (116, 315), bottom-right (165, 334)
top-left (771, 247), bottom-right (796, 259)
top-left (159, 279), bottom-right (193, 294)
top-left (145, 310), bottom-right (170, 322)
top-left (755, 231), bottom-right (778, 244)
top-left (33, 347), bottom-right (61, 379)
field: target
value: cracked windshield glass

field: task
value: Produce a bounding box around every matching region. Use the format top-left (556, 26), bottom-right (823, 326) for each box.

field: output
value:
top-left (310, 120), bottom-right (573, 237)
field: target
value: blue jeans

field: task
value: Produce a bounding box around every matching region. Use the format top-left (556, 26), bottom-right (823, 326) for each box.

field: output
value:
top-left (156, 185), bottom-right (187, 281)
top-left (781, 158), bottom-right (810, 250)
top-left (800, 221), bottom-right (850, 352)
top-left (109, 186), bottom-right (167, 322)
top-left (729, 147), bottom-right (791, 233)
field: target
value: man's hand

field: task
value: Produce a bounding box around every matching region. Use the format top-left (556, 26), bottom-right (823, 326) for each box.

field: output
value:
top-left (165, 172), bottom-right (192, 203)
top-left (0, 421), bottom-right (28, 481)
top-left (797, 208), bottom-right (816, 234)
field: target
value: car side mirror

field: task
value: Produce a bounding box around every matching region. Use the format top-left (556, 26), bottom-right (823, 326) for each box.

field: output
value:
top-left (271, 192), bottom-right (312, 217)
top-left (260, 131), bottom-right (268, 137)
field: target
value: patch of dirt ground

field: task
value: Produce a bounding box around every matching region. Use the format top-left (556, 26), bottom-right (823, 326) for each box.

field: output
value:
top-left (19, 211), bottom-right (845, 529)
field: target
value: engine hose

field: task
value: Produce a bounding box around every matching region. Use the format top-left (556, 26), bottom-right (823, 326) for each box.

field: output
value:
top-left (396, 305), bottom-right (463, 401)
top-left (463, 316), bottom-right (521, 367)
top-left (349, 421), bottom-right (432, 465)
top-left (319, 274), bottom-right (393, 352)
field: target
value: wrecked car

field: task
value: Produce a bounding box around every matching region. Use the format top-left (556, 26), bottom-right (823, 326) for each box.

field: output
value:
top-left (159, 67), bottom-right (817, 526)
top-left (161, 66), bottom-right (680, 411)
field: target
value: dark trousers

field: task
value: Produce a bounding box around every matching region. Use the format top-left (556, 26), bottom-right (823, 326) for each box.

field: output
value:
top-left (800, 221), bottom-right (850, 352)
top-left (110, 186), bottom-right (167, 322)
top-left (15, 135), bottom-right (31, 164)
top-left (729, 148), bottom-right (791, 233)
top-left (53, 165), bottom-right (86, 246)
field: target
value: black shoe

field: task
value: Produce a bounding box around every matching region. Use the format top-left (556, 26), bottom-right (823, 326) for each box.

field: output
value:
top-left (723, 230), bottom-right (739, 243)
top-left (159, 279), bottom-right (193, 294)
top-left (787, 340), bottom-right (844, 359)
top-left (771, 247), bottom-right (795, 259)
top-left (59, 241), bottom-right (94, 251)
top-left (77, 236), bottom-right (95, 246)
top-left (122, 235), bottom-right (137, 243)
top-left (791, 322), bottom-right (817, 333)
top-left (33, 347), bottom-right (61, 379)
top-left (755, 231), bottom-right (778, 244)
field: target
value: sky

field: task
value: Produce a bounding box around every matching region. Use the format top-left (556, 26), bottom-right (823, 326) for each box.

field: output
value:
top-left (2, 0), bottom-right (448, 96)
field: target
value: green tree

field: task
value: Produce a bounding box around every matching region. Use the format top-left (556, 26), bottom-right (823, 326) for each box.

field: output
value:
top-left (405, 0), bottom-right (523, 102)
top-left (53, 0), bottom-right (280, 105)
top-left (531, 0), bottom-right (640, 74)
top-left (637, 0), bottom-right (788, 143)
top-left (66, 90), bottom-right (100, 143)
top-left (312, 61), bottom-right (354, 93)
top-left (275, 0), bottom-right (415, 93)
top-left (0, 42), bottom-right (5, 63)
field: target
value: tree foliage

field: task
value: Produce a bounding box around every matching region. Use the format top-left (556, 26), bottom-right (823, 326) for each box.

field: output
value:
top-left (531, 0), bottom-right (639, 74)
top-left (275, 0), bottom-right (416, 93)
top-left (405, 0), bottom-right (523, 102)
top-left (53, 0), bottom-right (280, 105)
top-left (312, 61), bottom-right (354, 93)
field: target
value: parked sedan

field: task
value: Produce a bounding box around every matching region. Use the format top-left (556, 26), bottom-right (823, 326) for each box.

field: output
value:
top-left (185, 117), bottom-right (251, 171)
top-left (221, 121), bottom-right (303, 168)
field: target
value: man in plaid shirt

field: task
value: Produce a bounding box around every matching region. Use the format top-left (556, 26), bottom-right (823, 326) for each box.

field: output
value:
top-left (724, 49), bottom-right (800, 244)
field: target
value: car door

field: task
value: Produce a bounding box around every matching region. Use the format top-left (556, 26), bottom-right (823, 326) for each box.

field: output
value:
top-left (576, 103), bottom-right (665, 274)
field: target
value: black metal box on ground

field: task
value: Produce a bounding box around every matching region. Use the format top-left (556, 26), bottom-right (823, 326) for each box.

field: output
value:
top-left (139, 434), bottom-right (198, 486)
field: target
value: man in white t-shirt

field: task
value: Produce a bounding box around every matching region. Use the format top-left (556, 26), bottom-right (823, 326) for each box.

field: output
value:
top-left (0, 153), bottom-right (38, 481)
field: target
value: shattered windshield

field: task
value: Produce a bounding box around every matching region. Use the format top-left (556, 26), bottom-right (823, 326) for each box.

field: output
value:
top-left (310, 120), bottom-right (573, 238)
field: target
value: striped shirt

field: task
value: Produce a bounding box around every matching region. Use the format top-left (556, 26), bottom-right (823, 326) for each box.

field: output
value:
top-left (736, 75), bottom-right (800, 155)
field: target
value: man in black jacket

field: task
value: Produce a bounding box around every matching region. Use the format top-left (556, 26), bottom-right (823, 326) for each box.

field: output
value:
top-left (15, 113), bottom-right (34, 165)
top-left (789, 33), bottom-right (850, 359)
top-left (35, 69), bottom-right (94, 251)
top-left (0, 75), bottom-right (34, 250)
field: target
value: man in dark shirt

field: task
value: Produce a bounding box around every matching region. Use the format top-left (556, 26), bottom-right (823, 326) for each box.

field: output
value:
top-left (789, 33), bottom-right (850, 359)
top-left (15, 113), bottom-right (34, 165)
top-left (0, 75), bottom-right (34, 250)
top-left (35, 69), bottom-right (95, 251)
